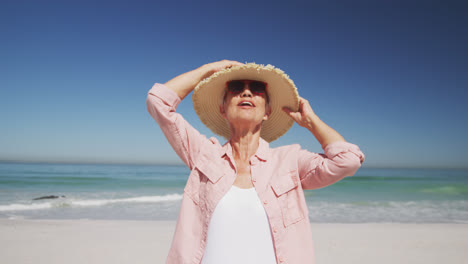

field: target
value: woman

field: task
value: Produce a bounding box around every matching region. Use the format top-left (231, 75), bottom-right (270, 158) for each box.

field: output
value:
top-left (147, 60), bottom-right (365, 264)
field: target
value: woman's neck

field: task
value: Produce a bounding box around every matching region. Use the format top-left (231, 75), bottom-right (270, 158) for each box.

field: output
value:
top-left (229, 128), bottom-right (261, 162)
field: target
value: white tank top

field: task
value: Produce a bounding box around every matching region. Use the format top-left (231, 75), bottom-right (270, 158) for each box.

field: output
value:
top-left (201, 185), bottom-right (277, 264)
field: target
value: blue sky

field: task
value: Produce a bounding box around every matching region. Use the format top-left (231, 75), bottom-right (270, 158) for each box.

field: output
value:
top-left (1, 0), bottom-right (467, 168)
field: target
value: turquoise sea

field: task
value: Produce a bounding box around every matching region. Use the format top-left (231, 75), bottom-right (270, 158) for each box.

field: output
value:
top-left (0, 162), bottom-right (467, 223)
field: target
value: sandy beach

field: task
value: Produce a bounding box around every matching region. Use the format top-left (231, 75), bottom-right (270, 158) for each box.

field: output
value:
top-left (1, 219), bottom-right (467, 264)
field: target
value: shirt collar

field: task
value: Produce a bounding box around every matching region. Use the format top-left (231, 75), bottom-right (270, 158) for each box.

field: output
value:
top-left (221, 137), bottom-right (270, 162)
top-left (255, 137), bottom-right (270, 161)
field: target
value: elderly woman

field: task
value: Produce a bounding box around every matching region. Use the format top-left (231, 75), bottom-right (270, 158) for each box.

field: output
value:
top-left (146, 60), bottom-right (365, 264)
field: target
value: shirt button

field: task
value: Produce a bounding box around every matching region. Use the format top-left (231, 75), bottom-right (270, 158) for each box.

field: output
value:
top-left (263, 199), bottom-right (268, 205)
top-left (279, 256), bottom-right (284, 263)
top-left (273, 227), bottom-right (277, 233)
top-left (252, 178), bottom-right (256, 183)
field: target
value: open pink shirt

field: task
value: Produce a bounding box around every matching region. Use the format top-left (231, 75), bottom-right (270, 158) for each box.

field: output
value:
top-left (147, 83), bottom-right (365, 264)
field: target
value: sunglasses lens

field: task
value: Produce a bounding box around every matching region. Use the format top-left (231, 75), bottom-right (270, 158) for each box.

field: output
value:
top-left (249, 81), bottom-right (266, 95)
top-left (227, 81), bottom-right (245, 94)
top-left (227, 80), bottom-right (267, 96)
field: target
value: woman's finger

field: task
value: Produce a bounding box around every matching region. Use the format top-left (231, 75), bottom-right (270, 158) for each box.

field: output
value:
top-left (298, 97), bottom-right (315, 116)
top-left (282, 107), bottom-right (302, 122)
top-left (211, 60), bottom-right (243, 73)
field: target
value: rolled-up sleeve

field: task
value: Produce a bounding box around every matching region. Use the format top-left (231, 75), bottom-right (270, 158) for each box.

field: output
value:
top-left (146, 83), bottom-right (209, 169)
top-left (298, 141), bottom-right (365, 190)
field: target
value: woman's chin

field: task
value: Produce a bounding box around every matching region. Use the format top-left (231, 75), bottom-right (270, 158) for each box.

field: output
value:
top-left (228, 117), bottom-right (263, 129)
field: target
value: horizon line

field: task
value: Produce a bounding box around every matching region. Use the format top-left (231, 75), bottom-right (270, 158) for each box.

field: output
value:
top-left (1, 159), bottom-right (467, 170)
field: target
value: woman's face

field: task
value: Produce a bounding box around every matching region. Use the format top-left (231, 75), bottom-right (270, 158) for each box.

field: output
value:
top-left (220, 81), bottom-right (271, 128)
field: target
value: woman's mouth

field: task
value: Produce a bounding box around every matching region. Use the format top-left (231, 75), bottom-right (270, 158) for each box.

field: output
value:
top-left (238, 101), bottom-right (255, 107)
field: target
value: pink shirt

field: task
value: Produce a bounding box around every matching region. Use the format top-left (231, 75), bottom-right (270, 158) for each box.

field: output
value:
top-left (146, 83), bottom-right (365, 264)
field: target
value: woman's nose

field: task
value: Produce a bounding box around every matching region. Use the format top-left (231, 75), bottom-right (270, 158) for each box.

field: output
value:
top-left (241, 85), bottom-right (252, 97)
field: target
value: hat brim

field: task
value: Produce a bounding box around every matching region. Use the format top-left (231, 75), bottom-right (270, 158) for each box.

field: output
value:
top-left (193, 63), bottom-right (299, 142)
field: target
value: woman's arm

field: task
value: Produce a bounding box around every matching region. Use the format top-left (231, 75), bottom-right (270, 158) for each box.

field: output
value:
top-left (283, 97), bottom-right (364, 163)
top-left (165, 60), bottom-right (244, 100)
top-left (283, 96), bottom-right (365, 190)
top-left (146, 60), bottom-right (243, 169)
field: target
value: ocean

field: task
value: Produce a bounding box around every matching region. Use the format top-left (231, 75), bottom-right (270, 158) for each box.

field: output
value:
top-left (0, 162), bottom-right (467, 223)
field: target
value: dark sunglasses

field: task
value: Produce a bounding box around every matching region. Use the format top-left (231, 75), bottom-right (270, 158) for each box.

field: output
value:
top-left (226, 80), bottom-right (268, 96)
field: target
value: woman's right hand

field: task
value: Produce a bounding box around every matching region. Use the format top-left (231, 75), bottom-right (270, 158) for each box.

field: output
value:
top-left (165, 60), bottom-right (244, 100)
top-left (198, 60), bottom-right (244, 79)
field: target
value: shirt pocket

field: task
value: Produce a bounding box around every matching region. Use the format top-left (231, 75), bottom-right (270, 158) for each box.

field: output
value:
top-left (183, 156), bottom-right (225, 206)
top-left (271, 170), bottom-right (305, 227)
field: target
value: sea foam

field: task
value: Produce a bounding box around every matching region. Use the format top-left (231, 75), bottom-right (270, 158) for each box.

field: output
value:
top-left (0, 193), bottom-right (183, 212)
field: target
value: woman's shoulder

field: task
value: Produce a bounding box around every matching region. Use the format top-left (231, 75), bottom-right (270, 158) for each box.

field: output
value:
top-left (197, 136), bottom-right (224, 156)
top-left (268, 144), bottom-right (302, 161)
top-left (270, 143), bottom-right (301, 153)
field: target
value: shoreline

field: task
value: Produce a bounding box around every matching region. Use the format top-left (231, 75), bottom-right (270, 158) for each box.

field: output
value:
top-left (1, 219), bottom-right (467, 264)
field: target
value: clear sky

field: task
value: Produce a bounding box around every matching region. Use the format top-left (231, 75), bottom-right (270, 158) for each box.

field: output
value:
top-left (1, 0), bottom-right (467, 168)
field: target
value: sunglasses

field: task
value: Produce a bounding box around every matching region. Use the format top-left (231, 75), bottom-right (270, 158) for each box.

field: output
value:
top-left (226, 80), bottom-right (268, 96)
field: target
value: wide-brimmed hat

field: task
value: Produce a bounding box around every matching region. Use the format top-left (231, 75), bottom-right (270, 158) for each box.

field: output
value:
top-left (192, 63), bottom-right (299, 142)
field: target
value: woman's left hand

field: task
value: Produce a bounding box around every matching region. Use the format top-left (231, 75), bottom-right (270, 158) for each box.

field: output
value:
top-left (283, 97), bottom-right (357, 161)
top-left (282, 97), bottom-right (317, 129)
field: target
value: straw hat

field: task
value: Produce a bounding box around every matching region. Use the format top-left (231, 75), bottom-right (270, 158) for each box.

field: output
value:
top-left (192, 63), bottom-right (299, 142)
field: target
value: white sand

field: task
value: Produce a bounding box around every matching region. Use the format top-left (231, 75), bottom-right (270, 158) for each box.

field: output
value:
top-left (1, 219), bottom-right (467, 264)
